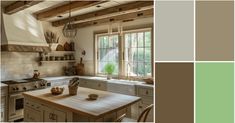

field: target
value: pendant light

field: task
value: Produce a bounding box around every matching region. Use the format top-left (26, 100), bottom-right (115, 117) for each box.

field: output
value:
top-left (62, 1), bottom-right (77, 38)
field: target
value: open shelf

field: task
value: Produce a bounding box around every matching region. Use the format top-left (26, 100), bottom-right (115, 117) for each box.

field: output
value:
top-left (40, 60), bottom-right (76, 63)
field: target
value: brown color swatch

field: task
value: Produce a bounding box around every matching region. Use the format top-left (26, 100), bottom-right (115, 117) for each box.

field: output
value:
top-left (155, 63), bottom-right (194, 123)
top-left (196, 1), bottom-right (234, 61)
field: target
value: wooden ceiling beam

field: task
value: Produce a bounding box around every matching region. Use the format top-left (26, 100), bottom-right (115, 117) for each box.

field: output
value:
top-left (4, 1), bottom-right (43, 14)
top-left (52, 1), bottom-right (153, 27)
top-left (35, 1), bottom-right (107, 21)
top-left (72, 8), bottom-right (153, 29)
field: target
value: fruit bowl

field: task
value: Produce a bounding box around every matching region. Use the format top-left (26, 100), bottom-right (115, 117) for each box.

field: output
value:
top-left (51, 87), bottom-right (64, 95)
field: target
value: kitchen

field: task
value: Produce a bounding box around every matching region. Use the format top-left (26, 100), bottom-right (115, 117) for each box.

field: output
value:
top-left (1, 0), bottom-right (154, 122)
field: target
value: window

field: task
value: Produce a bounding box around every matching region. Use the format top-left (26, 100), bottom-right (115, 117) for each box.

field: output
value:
top-left (97, 34), bottom-right (119, 75)
top-left (124, 31), bottom-right (152, 76)
top-left (95, 28), bottom-right (152, 77)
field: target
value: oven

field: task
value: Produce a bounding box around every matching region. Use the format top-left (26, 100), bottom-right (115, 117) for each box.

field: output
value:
top-left (8, 93), bottom-right (24, 121)
top-left (2, 78), bottom-right (48, 122)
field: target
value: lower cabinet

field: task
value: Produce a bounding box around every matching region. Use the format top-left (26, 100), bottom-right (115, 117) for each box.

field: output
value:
top-left (0, 106), bottom-right (6, 122)
top-left (24, 107), bottom-right (43, 122)
top-left (24, 98), bottom-right (67, 122)
top-left (79, 78), bottom-right (107, 91)
top-left (1, 86), bottom-right (8, 122)
top-left (43, 106), bottom-right (66, 122)
top-left (136, 85), bottom-right (154, 122)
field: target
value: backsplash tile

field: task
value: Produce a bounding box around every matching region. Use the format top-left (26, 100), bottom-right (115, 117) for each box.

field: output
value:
top-left (1, 52), bottom-right (66, 81)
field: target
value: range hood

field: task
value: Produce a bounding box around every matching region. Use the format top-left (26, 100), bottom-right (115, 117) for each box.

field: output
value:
top-left (1, 10), bottom-right (50, 52)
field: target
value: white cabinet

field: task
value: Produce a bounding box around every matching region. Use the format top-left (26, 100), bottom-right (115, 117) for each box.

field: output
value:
top-left (136, 85), bottom-right (153, 122)
top-left (24, 98), bottom-right (67, 122)
top-left (24, 107), bottom-right (43, 122)
top-left (79, 78), bottom-right (107, 91)
top-left (1, 85), bottom-right (8, 122)
top-left (43, 106), bottom-right (66, 122)
top-left (0, 106), bottom-right (6, 122)
top-left (24, 99), bottom-right (43, 122)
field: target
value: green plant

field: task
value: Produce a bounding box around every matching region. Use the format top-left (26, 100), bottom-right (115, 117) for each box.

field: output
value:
top-left (104, 63), bottom-right (115, 75)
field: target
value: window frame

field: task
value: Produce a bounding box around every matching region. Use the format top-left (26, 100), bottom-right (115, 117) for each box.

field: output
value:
top-left (94, 28), bottom-right (153, 78)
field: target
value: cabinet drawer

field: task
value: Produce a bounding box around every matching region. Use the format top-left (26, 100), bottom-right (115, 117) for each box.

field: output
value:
top-left (93, 82), bottom-right (106, 91)
top-left (25, 99), bottom-right (41, 110)
top-left (140, 98), bottom-right (153, 105)
top-left (138, 87), bottom-right (153, 97)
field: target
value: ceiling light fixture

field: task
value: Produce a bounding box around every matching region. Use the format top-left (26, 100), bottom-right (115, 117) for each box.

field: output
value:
top-left (62, 1), bottom-right (77, 38)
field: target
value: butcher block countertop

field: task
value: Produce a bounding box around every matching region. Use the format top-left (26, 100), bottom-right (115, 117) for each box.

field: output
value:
top-left (23, 85), bottom-right (141, 118)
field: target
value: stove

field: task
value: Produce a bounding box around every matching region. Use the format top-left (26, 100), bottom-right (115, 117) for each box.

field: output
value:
top-left (1, 78), bottom-right (48, 121)
top-left (2, 78), bottom-right (47, 94)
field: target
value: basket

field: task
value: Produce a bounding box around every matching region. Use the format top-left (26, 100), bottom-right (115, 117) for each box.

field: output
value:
top-left (69, 86), bottom-right (78, 95)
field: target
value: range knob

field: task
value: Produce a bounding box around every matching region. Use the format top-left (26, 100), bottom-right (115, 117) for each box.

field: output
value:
top-left (23, 87), bottom-right (27, 90)
top-left (12, 87), bottom-right (16, 91)
top-left (34, 85), bottom-right (38, 88)
top-left (15, 87), bottom-right (19, 90)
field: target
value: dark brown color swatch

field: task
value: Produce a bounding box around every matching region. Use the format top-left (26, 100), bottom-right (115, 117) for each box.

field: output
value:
top-left (196, 1), bottom-right (234, 61)
top-left (155, 63), bottom-right (194, 123)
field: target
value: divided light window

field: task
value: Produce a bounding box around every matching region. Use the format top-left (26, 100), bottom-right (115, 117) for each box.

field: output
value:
top-left (124, 31), bottom-right (151, 76)
top-left (96, 28), bottom-right (152, 77)
top-left (97, 34), bottom-right (119, 75)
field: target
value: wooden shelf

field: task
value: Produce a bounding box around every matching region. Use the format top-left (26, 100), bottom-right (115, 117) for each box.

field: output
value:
top-left (50, 51), bottom-right (75, 53)
top-left (39, 51), bottom-right (76, 65)
top-left (40, 60), bottom-right (76, 63)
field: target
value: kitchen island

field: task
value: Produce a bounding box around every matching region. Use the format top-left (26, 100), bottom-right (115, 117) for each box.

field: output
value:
top-left (22, 85), bottom-right (141, 122)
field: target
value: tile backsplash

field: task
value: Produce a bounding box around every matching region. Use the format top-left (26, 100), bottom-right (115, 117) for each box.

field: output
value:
top-left (1, 52), bottom-right (67, 81)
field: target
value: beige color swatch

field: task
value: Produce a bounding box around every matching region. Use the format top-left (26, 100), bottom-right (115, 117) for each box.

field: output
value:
top-left (196, 1), bottom-right (234, 61)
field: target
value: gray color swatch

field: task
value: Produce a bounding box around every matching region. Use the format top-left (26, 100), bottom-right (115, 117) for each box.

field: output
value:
top-left (155, 1), bottom-right (194, 61)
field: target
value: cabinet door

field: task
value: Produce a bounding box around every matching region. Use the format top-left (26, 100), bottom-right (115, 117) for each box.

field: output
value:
top-left (0, 107), bottom-right (5, 122)
top-left (24, 107), bottom-right (43, 122)
top-left (43, 107), bottom-right (56, 122)
top-left (79, 80), bottom-right (88, 88)
top-left (54, 109), bottom-right (66, 122)
top-left (94, 82), bottom-right (106, 91)
top-left (43, 106), bottom-right (66, 122)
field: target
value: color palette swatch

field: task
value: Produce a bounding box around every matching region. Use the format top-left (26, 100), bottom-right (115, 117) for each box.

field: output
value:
top-left (155, 1), bottom-right (234, 123)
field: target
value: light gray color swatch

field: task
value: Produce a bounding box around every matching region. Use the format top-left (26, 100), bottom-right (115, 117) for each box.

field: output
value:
top-left (155, 1), bottom-right (194, 61)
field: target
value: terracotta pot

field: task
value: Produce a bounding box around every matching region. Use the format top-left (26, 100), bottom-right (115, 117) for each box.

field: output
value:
top-left (107, 74), bottom-right (112, 80)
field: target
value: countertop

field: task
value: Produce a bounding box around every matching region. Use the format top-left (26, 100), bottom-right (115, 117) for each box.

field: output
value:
top-left (42, 76), bottom-right (154, 88)
top-left (23, 85), bottom-right (141, 118)
top-left (0, 83), bottom-right (8, 88)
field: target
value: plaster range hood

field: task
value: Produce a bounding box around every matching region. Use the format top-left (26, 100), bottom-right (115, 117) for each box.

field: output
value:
top-left (1, 11), bottom-right (50, 52)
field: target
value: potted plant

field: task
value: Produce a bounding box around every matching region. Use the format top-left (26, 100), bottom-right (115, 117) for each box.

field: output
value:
top-left (104, 63), bottom-right (115, 80)
top-left (44, 31), bottom-right (60, 51)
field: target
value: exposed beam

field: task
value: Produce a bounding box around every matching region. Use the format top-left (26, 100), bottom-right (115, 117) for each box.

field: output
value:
top-left (35, 1), bottom-right (107, 21)
top-left (4, 1), bottom-right (43, 14)
top-left (72, 8), bottom-right (153, 29)
top-left (52, 1), bottom-right (153, 27)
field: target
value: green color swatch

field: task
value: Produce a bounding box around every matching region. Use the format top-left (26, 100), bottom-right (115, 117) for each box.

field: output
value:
top-left (196, 63), bottom-right (234, 123)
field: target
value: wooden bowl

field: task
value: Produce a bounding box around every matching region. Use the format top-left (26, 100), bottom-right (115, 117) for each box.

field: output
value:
top-left (88, 94), bottom-right (98, 100)
top-left (51, 87), bottom-right (64, 95)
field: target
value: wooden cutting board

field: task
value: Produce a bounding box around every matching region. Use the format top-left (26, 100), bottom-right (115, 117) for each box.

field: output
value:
top-left (64, 42), bottom-right (71, 51)
top-left (76, 63), bottom-right (85, 75)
